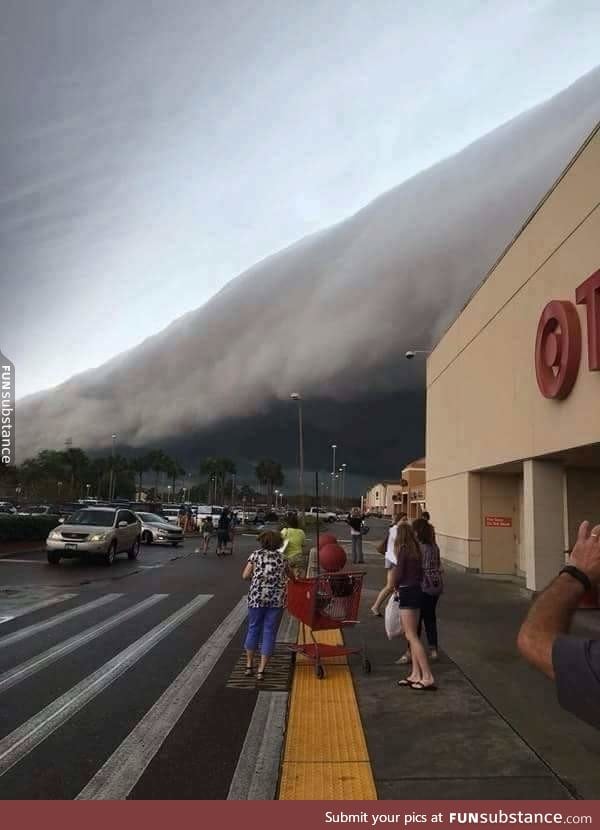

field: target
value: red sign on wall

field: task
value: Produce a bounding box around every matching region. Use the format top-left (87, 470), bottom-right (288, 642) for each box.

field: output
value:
top-left (535, 268), bottom-right (600, 399)
top-left (485, 516), bottom-right (512, 528)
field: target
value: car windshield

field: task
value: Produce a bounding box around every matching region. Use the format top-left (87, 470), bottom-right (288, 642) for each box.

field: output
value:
top-left (138, 513), bottom-right (165, 523)
top-left (29, 507), bottom-right (48, 514)
top-left (68, 510), bottom-right (115, 527)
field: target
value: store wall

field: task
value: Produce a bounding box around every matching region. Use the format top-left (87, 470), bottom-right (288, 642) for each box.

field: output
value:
top-left (427, 472), bottom-right (481, 570)
top-left (566, 468), bottom-right (600, 548)
top-left (427, 127), bottom-right (600, 570)
top-left (427, 129), bottom-right (600, 481)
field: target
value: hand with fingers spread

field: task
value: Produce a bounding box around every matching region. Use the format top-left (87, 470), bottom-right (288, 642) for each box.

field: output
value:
top-left (568, 521), bottom-right (600, 585)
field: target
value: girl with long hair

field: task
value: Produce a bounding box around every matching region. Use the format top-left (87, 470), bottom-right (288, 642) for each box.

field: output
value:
top-left (393, 522), bottom-right (436, 690)
top-left (397, 517), bottom-right (443, 665)
top-left (371, 514), bottom-right (407, 616)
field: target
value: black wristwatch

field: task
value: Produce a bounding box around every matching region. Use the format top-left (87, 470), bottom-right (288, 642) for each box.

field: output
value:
top-left (559, 565), bottom-right (592, 593)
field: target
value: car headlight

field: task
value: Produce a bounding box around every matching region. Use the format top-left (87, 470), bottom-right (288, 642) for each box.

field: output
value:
top-left (89, 532), bottom-right (109, 542)
top-left (49, 530), bottom-right (62, 540)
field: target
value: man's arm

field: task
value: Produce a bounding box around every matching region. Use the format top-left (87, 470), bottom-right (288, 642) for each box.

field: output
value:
top-left (518, 520), bottom-right (600, 678)
top-left (517, 574), bottom-right (584, 678)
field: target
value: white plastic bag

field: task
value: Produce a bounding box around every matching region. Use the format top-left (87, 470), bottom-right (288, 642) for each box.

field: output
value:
top-left (384, 595), bottom-right (404, 640)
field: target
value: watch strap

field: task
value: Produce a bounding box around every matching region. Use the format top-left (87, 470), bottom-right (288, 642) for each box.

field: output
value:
top-left (560, 565), bottom-right (592, 593)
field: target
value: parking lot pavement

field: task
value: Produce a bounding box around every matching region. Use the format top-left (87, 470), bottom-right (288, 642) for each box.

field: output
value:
top-left (0, 537), bottom-right (202, 589)
top-left (0, 531), bottom-right (286, 799)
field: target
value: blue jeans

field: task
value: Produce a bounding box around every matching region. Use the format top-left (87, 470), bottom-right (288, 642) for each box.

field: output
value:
top-left (351, 534), bottom-right (364, 564)
top-left (244, 606), bottom-right (283, 657)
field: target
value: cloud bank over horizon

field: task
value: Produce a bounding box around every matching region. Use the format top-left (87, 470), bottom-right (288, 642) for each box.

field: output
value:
top-left (15, 66), bottom-right (600, 479)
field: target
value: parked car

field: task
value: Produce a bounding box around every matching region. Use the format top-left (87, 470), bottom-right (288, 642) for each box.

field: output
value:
top-left (161, 507), bottom-right (182, 525)
top-left (18, 504), bottom-right (61, 517)
top-left (236, 508), bottom-right (258, 523)
top-left (46, 507), bottom-right (141, 566)
top-left (195, 505), bottom-right (224, 523)
top-left (0, 502), bottom-right (17, 515)
top-left (306, 507), bottom-right (336, 523)
top-left (136, 512), bottom-right (184, 547)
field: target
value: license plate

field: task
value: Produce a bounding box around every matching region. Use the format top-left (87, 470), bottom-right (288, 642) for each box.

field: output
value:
top-left (64, 543), bottom-right (78, 550)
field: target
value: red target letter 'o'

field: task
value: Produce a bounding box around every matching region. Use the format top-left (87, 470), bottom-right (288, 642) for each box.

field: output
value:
top-left (535, 300), bottom-right (581, 399)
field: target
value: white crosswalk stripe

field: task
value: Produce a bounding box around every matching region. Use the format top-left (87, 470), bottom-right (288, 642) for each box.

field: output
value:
top-left (77, 597), bottom-right (247, 800)
top-left (0, 594), bottom-right (122, 649)
top-left (0, 594), bottom-right (167, 695)
top-left (0, 592), bottom-right (212, 778)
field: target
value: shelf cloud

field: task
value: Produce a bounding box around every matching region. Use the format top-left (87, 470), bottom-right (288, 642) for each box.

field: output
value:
top-left (15, 66), bottom-right (600, 478)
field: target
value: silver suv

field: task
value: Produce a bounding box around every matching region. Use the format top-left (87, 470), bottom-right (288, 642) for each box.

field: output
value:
top-left (46, 507), bottom-right (141, 566)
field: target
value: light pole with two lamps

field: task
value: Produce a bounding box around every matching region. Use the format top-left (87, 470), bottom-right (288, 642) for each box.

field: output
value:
top-left (108, 433), bottom-right (117, 501)
top-left (330, 444), bottom-right (337, 509)
top-left (290, 393), bottom-right (305, 514)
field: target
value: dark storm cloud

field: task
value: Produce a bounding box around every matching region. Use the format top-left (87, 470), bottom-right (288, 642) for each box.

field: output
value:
top-left (4, 2), bottom-right (600, 399)
top-left (14, 65), bottom-right (600, 483)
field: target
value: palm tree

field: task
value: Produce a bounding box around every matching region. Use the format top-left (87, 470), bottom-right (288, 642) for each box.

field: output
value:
top-left (162, 457), bottom-right (186, 503)
top-left (90, 457), bottom-right (111, 499)
top-left (255, 459), bottom-right (284, 505)
top-left (214, 457), bottom-right (236, 504)
top-left (200, 457), bottom-right (219, 503)
top-left (110, 454), bottom-right (133, 500)
top-left (147, 450), bottom-right (170, 498)
top-left (62, 447), bottom-right (90, 498)
top-left (130, 454), bottom-right (151, 499)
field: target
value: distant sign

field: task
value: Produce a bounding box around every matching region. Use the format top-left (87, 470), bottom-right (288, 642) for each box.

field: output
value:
top-left (485, 516), bottom-right (512, 528)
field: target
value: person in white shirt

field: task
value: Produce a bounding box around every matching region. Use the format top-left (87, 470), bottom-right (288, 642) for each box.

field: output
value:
top-left (370, 513), bottom-right (408, 616)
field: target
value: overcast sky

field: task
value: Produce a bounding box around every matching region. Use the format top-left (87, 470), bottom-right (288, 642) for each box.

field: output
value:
top-left (2, 0), bottom-right (600, 398)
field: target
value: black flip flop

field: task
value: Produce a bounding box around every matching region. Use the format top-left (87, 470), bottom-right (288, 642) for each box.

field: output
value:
top-left (396, 679), bottom-right (414, 687)
top-left (244, 667), bottom-right (254, 677)
top-left (410, 682), bottom-right (437, 691)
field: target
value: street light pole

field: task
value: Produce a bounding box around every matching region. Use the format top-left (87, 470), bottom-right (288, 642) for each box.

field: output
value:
top-left (108, 434), bottom-right (117, 501)
top-left (291, 394), bottom-right (305, 514)
top-left (341, 464), bottom-right (346, 507)
top-left (331, 444), bottom-right (337, 508)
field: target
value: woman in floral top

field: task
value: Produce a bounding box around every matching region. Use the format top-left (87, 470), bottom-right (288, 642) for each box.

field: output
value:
top-left (242, 530), bottom-right (292, 680)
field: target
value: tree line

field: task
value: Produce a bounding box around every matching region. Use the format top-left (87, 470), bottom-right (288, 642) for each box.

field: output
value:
top-left (0, 447), bottom-right (285, 506)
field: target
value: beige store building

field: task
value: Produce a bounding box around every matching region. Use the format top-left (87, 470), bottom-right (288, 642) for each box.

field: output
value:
top-left (364, 482), bottom-right (403, 517)
top-left (426, 123), bottom-right (600, 592)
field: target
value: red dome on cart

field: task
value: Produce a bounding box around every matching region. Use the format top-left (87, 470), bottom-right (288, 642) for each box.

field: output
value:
top-left (318, 533), bottom-right (337, 548)
top-left (319, 543), bottom-right (346, 573)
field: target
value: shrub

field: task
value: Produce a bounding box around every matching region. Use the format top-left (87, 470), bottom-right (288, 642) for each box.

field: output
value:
top-left (0, 515), bottom-right (59, 542)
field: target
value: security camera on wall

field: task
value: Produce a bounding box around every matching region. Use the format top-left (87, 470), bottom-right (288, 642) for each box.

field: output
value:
top-left (405, 351), bottom-right (415, 360)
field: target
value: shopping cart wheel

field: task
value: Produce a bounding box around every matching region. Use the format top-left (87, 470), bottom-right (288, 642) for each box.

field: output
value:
top-left (316, 664), bottom-right (325, 680)
top-left (362, 657), bottom-right (372, 675)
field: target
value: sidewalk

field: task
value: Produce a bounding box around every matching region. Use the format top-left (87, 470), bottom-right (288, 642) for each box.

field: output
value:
top-left (343, 553), bottom-right (600, 800)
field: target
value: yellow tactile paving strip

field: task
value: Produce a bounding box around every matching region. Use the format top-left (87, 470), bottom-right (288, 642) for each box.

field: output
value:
top-left (278, 624), bottom-right (377, 800)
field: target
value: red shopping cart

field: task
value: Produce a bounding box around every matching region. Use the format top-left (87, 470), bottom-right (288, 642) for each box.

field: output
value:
top-left (287, 571), bottom-right (371, 678)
